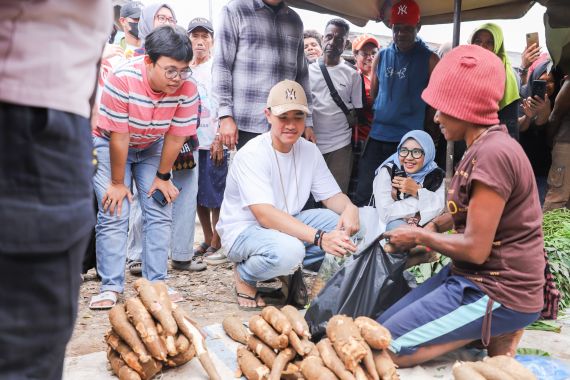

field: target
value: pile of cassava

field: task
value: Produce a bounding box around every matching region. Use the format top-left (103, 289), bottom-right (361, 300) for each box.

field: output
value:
top-left (453, 356), bottom-right (537, 380)
top-left (105, 278), bottom-right (221, 380)
top-left (223, 306), bottom-right (399, 380)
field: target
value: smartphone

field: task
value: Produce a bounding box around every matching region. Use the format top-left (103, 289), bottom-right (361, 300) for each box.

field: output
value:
top-left (526, 32), bottom-right (539, 48)
top-left (393, 167), bottom-right (407, 179)
top-left (151, 186), bottom-right (182, 207)
top-left (532, 79), bottom-right (547, 99)
top-left (392, 167), bottom-right (407, 200)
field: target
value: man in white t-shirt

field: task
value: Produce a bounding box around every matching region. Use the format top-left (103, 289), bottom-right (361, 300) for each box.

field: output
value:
top-left (309, 18), bottom-right (362, 193)
top-left (217, 80), bottom-right (360, 309)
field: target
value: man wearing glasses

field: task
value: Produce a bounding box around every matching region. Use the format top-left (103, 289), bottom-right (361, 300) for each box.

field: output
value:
top-left (89, 26), bottom-right (199, 309)
top-left (348, 34), bottom-right (380, 201)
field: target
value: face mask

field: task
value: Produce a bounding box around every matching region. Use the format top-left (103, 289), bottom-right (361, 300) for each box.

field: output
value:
top-left (128, 22), bottom-right (139, 39)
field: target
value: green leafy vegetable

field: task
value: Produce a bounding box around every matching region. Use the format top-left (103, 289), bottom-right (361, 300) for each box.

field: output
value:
top-left (543, 208), bottom-right (570, 311)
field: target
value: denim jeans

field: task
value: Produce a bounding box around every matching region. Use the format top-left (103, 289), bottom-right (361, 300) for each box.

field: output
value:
top-left (127, 157), bottom-right (199, 262)
top-left (228, 209), bottom-right (339, 286)
top-left (93, 136), bottom-right (172, 293)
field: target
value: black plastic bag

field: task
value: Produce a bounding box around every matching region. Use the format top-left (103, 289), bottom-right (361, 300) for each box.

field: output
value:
top-left (304, 238), bottom-right (410, 340)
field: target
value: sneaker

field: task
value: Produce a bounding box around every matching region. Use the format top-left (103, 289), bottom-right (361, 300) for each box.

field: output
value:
top-left (203, 247), bottom-right (228, 265)
top-left (171, 256), bottom-right (207, 271)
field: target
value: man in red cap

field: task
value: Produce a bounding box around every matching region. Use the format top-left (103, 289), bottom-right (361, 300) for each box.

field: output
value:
top-left (354, 0), bottom-right (439, 206)
top-left (348, 34), bottom-right (380, 200)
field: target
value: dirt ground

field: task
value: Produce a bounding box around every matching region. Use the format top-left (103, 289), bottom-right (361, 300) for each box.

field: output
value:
top-left (67, 259), bottom-right (274, 357)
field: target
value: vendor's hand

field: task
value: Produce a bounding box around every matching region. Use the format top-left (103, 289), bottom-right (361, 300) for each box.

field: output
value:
top-left (336, 204), bottom-right (360, 236)
top-left (210, 136), bottom-right (225, 166)
top-left (304, 127), bottom-right (317, 143)
top-left (521, 43), bottom-right (541, 70)
top-left (148, 177), bottom-right (179, 204)
top-left (321, 229), bottom-right (357, 257)
top-left (382, 225), bottom-right (420, 253)
top-left (423, 220), bottom-right (438, 233)
top-left (392, 176), bottom-right (420, 197)
top-left (219, 117), bottom-right (238, 150)
top-left (102, 183), bottom-right (133, 216)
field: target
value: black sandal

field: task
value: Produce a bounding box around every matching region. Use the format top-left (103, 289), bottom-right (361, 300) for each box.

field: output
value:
top-left (235, 291), bottom-right (265, 311)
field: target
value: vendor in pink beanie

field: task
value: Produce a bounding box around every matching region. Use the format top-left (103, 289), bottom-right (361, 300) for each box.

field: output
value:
top-left (377, 44), bottom-right (547, 368)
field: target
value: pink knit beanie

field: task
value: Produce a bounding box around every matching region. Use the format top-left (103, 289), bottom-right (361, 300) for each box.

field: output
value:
top-left (421, 44), bottom-right (505, 125)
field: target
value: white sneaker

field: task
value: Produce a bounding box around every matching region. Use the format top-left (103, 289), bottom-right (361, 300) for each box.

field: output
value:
top-left (204, 247), bottom-right (228, 265)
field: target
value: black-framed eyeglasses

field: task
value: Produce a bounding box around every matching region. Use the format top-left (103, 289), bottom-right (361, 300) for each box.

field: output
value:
top-left (155, 62), bottom-right (192, 80)
top-left (155, 14), bottom-right (177, 25)
top-left (398, 147), bottom-right (424, 159)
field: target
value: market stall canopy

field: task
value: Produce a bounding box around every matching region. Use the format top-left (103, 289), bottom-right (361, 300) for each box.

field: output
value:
top-left (287, 0), bottom-right (534, 27)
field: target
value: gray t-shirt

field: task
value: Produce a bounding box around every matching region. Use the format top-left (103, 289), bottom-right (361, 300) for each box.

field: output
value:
top-left (309, 60), bottom-right (362, 154)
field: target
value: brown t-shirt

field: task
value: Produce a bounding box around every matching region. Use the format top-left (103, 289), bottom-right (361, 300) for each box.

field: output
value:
top-left (448, 125), bottom-right (545, 313)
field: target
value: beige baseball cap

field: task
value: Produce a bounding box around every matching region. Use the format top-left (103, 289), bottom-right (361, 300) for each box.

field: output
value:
top-left (266, 80), bottom-right (309, 115)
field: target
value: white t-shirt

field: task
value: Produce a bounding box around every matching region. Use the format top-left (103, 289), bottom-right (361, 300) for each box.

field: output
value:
top-left (192, 59), bottom-right (218, 149)
top-left (309, 59), bottom-right (363, 154)
top-left (217, 133), bottom-right (341, 250)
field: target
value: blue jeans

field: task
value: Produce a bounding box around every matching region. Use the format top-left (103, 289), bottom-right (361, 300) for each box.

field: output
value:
top-left (93, 136), bottom-right (172, 293)
top-left (127, 157), bottom-right (199, 262)
top-left (228, 209), bottom-right (339, 286)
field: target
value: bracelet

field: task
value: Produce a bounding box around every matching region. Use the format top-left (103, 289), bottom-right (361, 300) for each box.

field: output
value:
top-left (156, 170), bottom-right (171, 181)
top-left (313, 229), bottom-right (323, 246)
top-left (319, 232), bottom-right (326, 249)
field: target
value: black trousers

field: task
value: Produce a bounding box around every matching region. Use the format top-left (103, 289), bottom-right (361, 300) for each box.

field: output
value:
top-left (354, 138), bottom-right (399, 207)
top-left (0, 234), bottom-right (89, 380)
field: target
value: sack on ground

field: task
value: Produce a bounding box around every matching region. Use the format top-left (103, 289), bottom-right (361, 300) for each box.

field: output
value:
top-left (304, 238), bottom-right (410, 340)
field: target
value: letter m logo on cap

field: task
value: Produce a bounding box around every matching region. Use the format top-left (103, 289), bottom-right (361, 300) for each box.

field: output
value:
top-left (285, 88), bottom-right (297, 100)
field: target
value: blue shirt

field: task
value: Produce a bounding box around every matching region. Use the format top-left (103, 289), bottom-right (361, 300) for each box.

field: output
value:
top-left (370, 39), bottom-right (432, 142)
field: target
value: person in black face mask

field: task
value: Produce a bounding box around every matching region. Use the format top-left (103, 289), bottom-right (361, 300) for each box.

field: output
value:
top-left (118, 1), bottom-right (143, 55)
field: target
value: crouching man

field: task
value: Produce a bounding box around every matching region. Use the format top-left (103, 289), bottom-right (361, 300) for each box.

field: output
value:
top-left (217, 80), bottom-right (360, 309)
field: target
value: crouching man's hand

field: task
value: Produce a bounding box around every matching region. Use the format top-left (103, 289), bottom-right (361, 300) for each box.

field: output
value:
top-left (336, 203), bottom-right (360, 236)
top-left (321, 229), bottom-right (357, 257)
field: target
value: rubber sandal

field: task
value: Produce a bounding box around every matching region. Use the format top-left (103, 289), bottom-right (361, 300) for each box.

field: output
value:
top-left (193, 242), bottom-right (209, 256)
top-left (89, 291), bottom-right (118, 310)
top-left (167, 287), bottom-right (184, 303)
top-left (127, 260), bottom-right (142, 276)
top-left (236, 291), bottom-right (265, 311)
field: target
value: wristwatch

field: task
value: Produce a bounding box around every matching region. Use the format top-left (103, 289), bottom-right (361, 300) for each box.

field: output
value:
top-left (156, 170), bottom-right (171, 181)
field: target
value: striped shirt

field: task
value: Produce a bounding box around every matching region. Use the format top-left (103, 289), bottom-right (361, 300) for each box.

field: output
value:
top-left (95, 57), bottom-right (199, 149)
top-left (212, 0), bottom-right (313, 134)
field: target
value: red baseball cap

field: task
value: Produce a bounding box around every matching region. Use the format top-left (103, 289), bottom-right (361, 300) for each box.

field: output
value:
top-left (390, 0), bottom-right (420, 26)
top-left (352, 34), bottom-right (380, 52)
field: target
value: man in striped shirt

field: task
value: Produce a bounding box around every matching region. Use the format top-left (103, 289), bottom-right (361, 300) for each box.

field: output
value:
top-left (213, 0), bottom-right (315, 150)
top-left (90, 25), bottom-right (200, 309)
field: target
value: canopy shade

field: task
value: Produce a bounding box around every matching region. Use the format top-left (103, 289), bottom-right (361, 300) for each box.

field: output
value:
top-left (287, 0), bottom-right (534, 27)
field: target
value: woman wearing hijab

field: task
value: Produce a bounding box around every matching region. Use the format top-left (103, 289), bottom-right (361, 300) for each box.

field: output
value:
top-left (134, 3), bottom-right (177, 54)
top-left (470, 23), bottom-right (521, 140)
top-left (379, 45), bottom-right (546, 367)
top-left (373, 130), bottom-right (445, 231)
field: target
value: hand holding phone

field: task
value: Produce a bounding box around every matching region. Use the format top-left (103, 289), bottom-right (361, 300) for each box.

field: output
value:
top-left (532, 79), bottom-right (547, 99)
top-left (526, 32), bottom-right (539, 49)
top-left (151, 185), bottom-right (182, 207)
